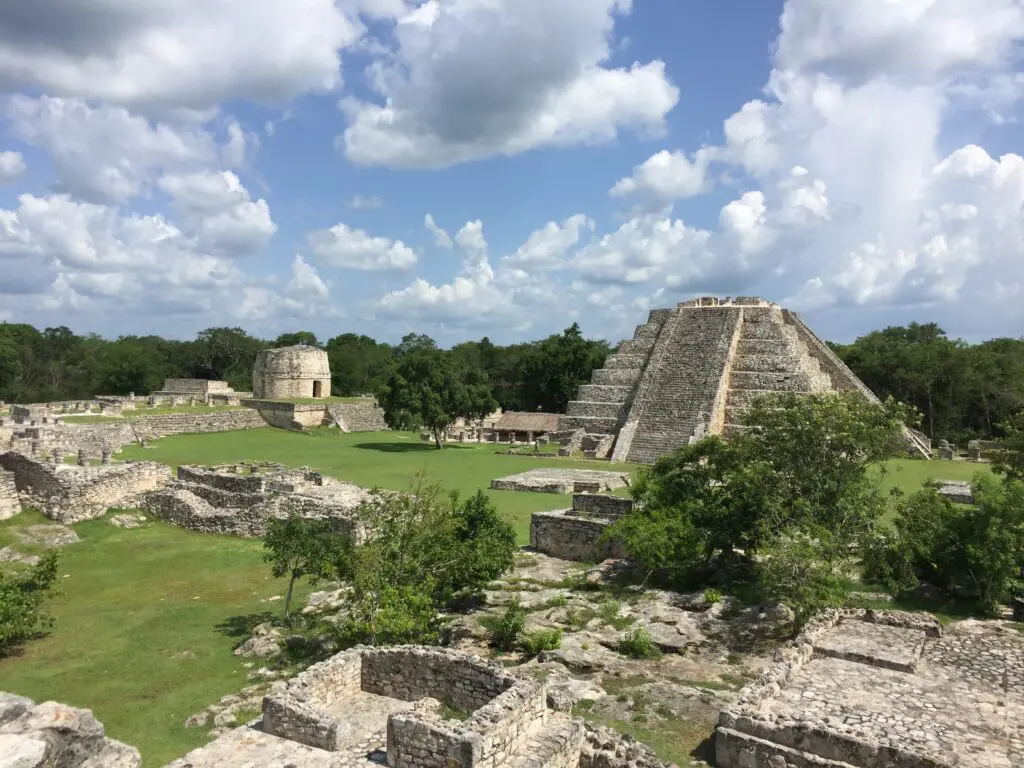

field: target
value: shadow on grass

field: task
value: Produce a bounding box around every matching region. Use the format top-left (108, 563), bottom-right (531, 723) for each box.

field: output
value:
top-left (215, 611), bottom-right (277, 639)
top-left (353, 442), bottom-right (475, 454)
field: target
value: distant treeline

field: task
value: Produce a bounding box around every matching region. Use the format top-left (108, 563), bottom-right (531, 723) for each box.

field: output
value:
top-left (1, 320), bottom-right (1021, 442)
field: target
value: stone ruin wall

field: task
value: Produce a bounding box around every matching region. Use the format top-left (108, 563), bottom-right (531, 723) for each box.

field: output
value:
top-left (327, 401), bottom-right (388, 432)
top-left (263, 646), bottom-right (550, 768)
top-left (243, 400), bottom-right (388, 432)
top-left (0, 451), bottom-right (172, 523)
top-left (0, 468), bottom-right (18, 520)
top-left (530, 494), bottom-right (632, 562)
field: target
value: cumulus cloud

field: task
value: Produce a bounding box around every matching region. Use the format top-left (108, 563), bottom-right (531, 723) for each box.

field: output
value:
top-left (610, 148), bottom-right (713, 201)
top-left (424, 213), bottom-right (453, 248)
top-left (502, 214), bottom-right (593, 271)
top-left (339, 0), bottom-right (679, 167)
top-left (158, 171), bottom-right (277, 254)
top-left (0, 150), bottom-right (26, 183)
top-left (0, 0), bottom-right (362, 112)
top-left (7, 96), bottom-right (244, 203)
top-left (308, 223), bottom-right (417, 271)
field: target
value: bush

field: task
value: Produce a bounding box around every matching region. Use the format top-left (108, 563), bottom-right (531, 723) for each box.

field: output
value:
top-left (520, 628), bottom-right (562, 657)
top-left (619, 627), bottom-right (661, 659)
top-left (0, 552), bottom-right (60, 657)
top-left (703, 588), bottom-right (722, 605)
top-left (487, 598), bottom-right (527, 651)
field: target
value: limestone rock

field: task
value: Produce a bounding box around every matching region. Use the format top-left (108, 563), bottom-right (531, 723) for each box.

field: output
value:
top-left (109, 514), bottom-right (147, 529)
top-left (233, 623), bottom-right (284, 658)
top-left (15, 525), bottom-right (79, 548)
top-left (0, 547), bottom-right (39, 566)
top-left (0, 734), bottom-right (47, 768)
top-left (0, 695), bottom-right (33, 726)
top-left (79, 739), bottom-right (141, 767)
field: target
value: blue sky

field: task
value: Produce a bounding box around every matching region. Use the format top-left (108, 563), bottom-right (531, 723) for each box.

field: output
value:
top-left (1, 0), bottom-right (1023, 347)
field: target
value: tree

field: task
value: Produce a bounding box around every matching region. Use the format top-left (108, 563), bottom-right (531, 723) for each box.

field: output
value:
top-left (0, 553), bottom-right (60, 657)
top-left (274, 331), bottom-right (319, 348)
top-left (520, 324), bottom-right (610, 412)
top-left (993, 410), bottom-right (1024, 481)
top-left (609, 393), bottom-right (912, 624)
top-left (377, 349), bottom-right (497, 449)
top-left (263, 517), bottom-right (348, 623)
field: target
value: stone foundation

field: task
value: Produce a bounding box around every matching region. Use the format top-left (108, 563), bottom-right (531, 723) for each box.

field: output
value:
top-left (716, 609), bottom-right (1021, 768)
top-left (490, 469), bottom-right (630, 495)
top-left (243, 399), bottom-right (387, 432)
top-left (0, 469), bottom-right (18, 520)
top-left (529, 494), bottom-right (631, 562)
top-left (0, 451), bottom-right (172, 523)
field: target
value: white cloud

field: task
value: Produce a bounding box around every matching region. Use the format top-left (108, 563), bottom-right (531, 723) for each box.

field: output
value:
top-left (0, 0), bottom-right (362, 112)
top-left (158, 171), bottom-right (276, 254)
top-left (7, 96), bottom-right (238, 203)
top-left (610, 148), bottom-right (713, 201)
top-left (339, 0), bottom-right (679, 167)
top-left (502, 214), bottom-right (593, 271)
top-left (424, 213), bottom-right (453, 248)
top-left (0, 150), bottom-right (26, 183)
top-left (308, 223), bottom-right (417, 271)
top-left (350, 194), bottom-right (384, 209)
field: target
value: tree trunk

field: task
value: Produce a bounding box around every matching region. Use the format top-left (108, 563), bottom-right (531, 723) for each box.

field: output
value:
top-left (433, 427), bottom-right (444, 450)
top-left (284, 572), bottom-right (297, 624)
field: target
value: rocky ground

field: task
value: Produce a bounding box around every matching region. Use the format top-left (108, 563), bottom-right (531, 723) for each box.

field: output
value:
top-left (208, 551), bottom-right (795, 766)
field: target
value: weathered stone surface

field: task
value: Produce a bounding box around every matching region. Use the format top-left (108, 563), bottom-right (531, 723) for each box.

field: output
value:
top-left (0, 547), bottom-right (40, 565)
top-left (252, 345), bottom-right (331, 400)
top-left (234, 623), bottom-right (285, 658)
top-left (490, 469), bottom-right (630, 495)
top-left (0, 469), bottom-right (19, 521)
top-left (937, 480), bottom-right (974, 504)
top-left (109, 513), bottom-right (148, 528)
top-left (15, 524), bottom-right (79, 548)
top-left (0, 734), bottom-right (47, 768)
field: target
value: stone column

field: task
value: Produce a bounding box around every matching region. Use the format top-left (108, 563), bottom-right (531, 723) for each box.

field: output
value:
top-left (527, 430), bottom-right (534, 445)
top-left (77, 449), bottom-right (87, 466)
top-left (101, 450), bottom-right (111, 466)
top-left (492, 431), bottom-right (499, 444)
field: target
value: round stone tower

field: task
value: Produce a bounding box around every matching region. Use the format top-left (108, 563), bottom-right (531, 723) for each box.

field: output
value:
top-left (252, 345), bottom-right (331, 399)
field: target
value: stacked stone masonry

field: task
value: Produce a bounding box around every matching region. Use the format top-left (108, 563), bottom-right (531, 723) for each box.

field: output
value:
top-left (562, 297), bottom-right (921, 465)
top-left (243, 399), bottom-right (387, 432)
top-left (0, 468), bottom-right (18, 520)
top-left (253, 345), bottom-right (332, 399)
top-left (716, 608), bottom-right (1023, 768)
top-left (142, 463), bottom-right (370, 538)
top-left (0, 451), bottom-right (172, 523)
top-left (530, 493), bottom-right (632, 562)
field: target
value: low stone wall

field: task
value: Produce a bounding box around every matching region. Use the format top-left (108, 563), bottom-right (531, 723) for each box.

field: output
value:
top-left (0, 469), bottom-right (18, 520)
top-left (0, 451), bottom-right (172, 522)
top-left (327, 402), bottom-right (388, 432)
top-left (572, 493), bottom-right (632, 519)
top-left (130, 409), bottom-right (265, 440)
top-left (530, 510), bottom-right (625, 563)
top-left (177, 465), bottom-right (266, 493)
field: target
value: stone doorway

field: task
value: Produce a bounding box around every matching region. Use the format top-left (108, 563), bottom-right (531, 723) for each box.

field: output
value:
top-left (313, 380), bottom-right (322, 398)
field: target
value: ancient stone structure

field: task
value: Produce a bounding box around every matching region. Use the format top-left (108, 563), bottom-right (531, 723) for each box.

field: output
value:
top-left (937, 480), bottom-right (974, 504)
top-left (561, 297), bottom-right (931, 464)
top-left (490, 412), bottom-right (561, 443)
top-left (176, 646), bottom-right (583, 768)
top-left (530, 494), bottom-right (632, 562)
top-left (244, 399), bottom-right (387, 432)
top-left (142, 463), bottom-right (370, 538)
top-left (0, 692), bottom-right (141, 767)
top-left (149, 378), bottom-right (251, 406)
top-left (0, 451), bottom-right (172, 523)
top-left (716, 608), bottom-right (1023, 767)
top-left (0, 468), bottom-right (18, 520)
top-left (253, 345), bottom-right (331, 400)
top-left (490, 469), bottom-right (630, 495)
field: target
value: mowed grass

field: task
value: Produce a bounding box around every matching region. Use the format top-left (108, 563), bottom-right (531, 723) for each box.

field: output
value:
top-left (876, 457), bottom-right (993, 496)
top-left (119, 428), bottom-right (637, 542)
top-left (0, 511), bottom-right (300, 765)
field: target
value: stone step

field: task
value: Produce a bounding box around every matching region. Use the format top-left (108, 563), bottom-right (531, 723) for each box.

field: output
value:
top-left (617, 338), bottom-right (655, 355)
top-left (722, 423), bottom-right (748, 438)
top-left (576, 385), bottom-right (630, 403)
top-left (726, 388), bottom-right (790, 407)
top-left (737, 306), bottom-right (784, 324)
top-left (565, 401), bottom-right (624, 419)
top-left (558, 415), bottom-right (619, 434)
top-left (729, 371), bottom-right (812, 391)
top-left (633, 323), bottom-right (661, 340)
top-left (732, 353), bottom-right (800, 373)
top-left (496, 712), bottom-right (584, 768)
top-left (602, 353), bottom-right (646, 370)
top-left (592, 368), bottom-right (641, 386)
top-left (716, 727), bottom-right (859, 768)
top-left (736, 339), bottom-right (789, 356)
top-left (740, 322), bottom-right (798, 341)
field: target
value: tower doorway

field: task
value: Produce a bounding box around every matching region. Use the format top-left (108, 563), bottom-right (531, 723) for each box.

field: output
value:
top-left (313, 380), bottom-right (323, 398)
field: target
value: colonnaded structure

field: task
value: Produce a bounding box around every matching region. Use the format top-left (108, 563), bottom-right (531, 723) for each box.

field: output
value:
top-left (560, 296), bottom-right (932, 464)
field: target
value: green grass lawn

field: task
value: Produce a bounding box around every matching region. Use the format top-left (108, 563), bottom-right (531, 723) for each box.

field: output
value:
top-left (119, 428), bottom-right (636, 542)
top-left (0, 511), bottom-right (302, 765)
top-left (876, 456), bottom-right (992, 496)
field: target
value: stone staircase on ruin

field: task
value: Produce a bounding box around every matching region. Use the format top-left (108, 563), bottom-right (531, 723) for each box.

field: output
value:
top-left (559, 313), bottom-right (667, 444)
top-left (721, 306), bottom-right (831, 436)
top-left (618, 306), bottom-right (741, 465)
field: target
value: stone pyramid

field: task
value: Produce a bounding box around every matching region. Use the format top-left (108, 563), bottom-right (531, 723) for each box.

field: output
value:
top-left (560, 296), bottom-right (931, 464)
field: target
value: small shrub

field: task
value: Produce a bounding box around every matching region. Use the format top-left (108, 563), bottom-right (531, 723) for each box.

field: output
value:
top-left (487, 598), bottom-right (527, 651)
top-left (438, 701), bottom-right (470, 721)
top-left (520, 628), bottom-right (562, 657)
top-left (564, 607), bottom-right (596, 631)
top-left (703, 588), bottom-right (722, 605)
top-left (619, 627), bottom-right (661, 659)
top-left (542, 594), bottom-right (569, 609)
top-left (572, 698), bottom-right (596, 714)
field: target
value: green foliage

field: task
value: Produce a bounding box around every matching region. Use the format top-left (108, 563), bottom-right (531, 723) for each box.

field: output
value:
top-left (611, 392), bottom-right (911, 624)
top-left (518, 323), bottom-right (611, 413)
top-left (619, 627), bottom-right (661, 659)
top-left (993, 410), bottom-right (1024, 481)
top-left (0, 552), bottom-right (60, 656)
top-left (520, 628), bottom-right (562, 657)
top-left (263, 517), bottom-right (348, 623)
top-left (867, 475), bottom-right (1024, 614)
top-left (377, 349), bottom-right (497, 449)
top-left (486, 598), bottom-right (527, 651)
top-left (338, 477), bottom-right (517, 646)
top-left (703, 588), bottom-right (722, 605)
